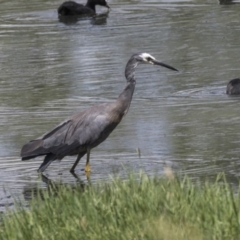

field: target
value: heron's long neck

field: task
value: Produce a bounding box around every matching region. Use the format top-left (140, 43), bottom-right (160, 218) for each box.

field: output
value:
top-left (116, 58), bottom-right (138, 115)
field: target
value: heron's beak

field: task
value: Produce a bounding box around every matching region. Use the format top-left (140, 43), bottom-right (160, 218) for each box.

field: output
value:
top-left (152, 59), bottom-right (178, 72)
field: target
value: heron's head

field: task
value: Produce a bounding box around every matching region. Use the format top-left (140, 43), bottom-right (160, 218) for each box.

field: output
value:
top-left (136, 53), bottom-right (178, 72)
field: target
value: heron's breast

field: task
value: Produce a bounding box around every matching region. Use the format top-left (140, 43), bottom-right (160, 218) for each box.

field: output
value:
top-left (106, 104), bottom-right (125, 123)
top-left (108, 112), bottom-right (123, 123)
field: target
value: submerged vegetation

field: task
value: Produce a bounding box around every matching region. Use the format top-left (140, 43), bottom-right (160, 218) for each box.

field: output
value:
top-left (0, 172), bottom-right (240, 239)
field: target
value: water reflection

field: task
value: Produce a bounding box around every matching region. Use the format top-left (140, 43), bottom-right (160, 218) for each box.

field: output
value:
top-left (58, 12), bottom-right (109, 25)
top-left (22, 173), bottom-right (86, 203)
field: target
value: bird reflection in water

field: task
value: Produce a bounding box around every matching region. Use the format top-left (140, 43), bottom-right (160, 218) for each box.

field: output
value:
top-left (23, 173), bottom-right (88, 203)
top-left (58, 12), bottom-right (109, 25)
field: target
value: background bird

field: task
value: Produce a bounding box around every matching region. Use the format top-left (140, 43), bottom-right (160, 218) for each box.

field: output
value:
top-left (226, 78), bottom-right (240, 95)
top-left (20, 52), bottom-right (178, 173)
top-left (58, 0), bottom-right (110, 16)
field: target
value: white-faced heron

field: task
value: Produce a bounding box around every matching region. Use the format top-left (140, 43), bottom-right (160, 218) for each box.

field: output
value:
top-left (21, 52), bottom-right (178, 173)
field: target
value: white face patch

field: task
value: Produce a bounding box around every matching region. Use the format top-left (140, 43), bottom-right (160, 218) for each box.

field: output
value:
top-left (139, 53), bottom-right (156, 63)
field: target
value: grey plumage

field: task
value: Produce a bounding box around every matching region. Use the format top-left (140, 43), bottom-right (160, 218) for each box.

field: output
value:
top-left (21, 52), bottom-right (178, 173)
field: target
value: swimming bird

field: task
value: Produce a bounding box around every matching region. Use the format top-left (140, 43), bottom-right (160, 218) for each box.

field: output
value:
top-left (58, 0), bottom-right (110, 16)
top-left (219, 0), bottom-right (234, 4)
top-left (226, 78), bottom-right (240, 95)
top-left (20, 53), bottom-right (178, 173)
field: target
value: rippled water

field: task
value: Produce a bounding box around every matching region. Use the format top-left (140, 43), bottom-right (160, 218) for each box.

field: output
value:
top-left (1, 0), bottom-right (240, 208)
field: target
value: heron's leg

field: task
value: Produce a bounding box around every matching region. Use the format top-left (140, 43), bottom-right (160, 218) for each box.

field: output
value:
top-left (70, 171), bottom-right (86, 189)
top-left (70, 151), bottom-right (86, 173)
top-left (85, 148), bottom-right (91, 172)
top-left (40, 173), bottom-right (53, 186)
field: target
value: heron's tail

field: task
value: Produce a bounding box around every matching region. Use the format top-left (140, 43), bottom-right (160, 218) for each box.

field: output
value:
top-left (21, 140), bottom-right (48, 160)
top-left (38, 153), bottom-right (56, 173)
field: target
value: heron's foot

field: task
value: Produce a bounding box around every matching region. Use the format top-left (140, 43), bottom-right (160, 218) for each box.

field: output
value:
top-left (40, 173), bottom-right (52, 185)
top-left (85, 171), bottom-right (91, 180)
top-left (85, 163), bottom-right (91, 172)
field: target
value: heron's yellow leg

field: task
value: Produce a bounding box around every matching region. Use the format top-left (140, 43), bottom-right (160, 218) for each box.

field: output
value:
top-left (85, 171), bottom-right (91, 180)
top-left (70, 151), bottom-right (86, 173)
top-left (85, 149), bottom-right (91, 172)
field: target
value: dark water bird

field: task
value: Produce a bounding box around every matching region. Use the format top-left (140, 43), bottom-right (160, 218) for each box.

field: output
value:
top-left (58, 0), bottom-right (110, 16)
top-left (226, 78), bottom-right (240, 95)
top-left (20, 53), bottom-right (178, 173)
top-left (219, 0), bottom-right (236, 4)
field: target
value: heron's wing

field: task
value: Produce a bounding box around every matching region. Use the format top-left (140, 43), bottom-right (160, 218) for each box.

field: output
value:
top-left (21, 119), bottom-right (74, 159)
top-left (40, 119), bottom-right (72, 140)
top-left (21, 104), bottom-right (122, 159)
top-left (43, 104), bottom-right (122, 154)
top-left (69, 105), bottom-right (122, 146)
top-left (41, 118), bottom-right (80, 156)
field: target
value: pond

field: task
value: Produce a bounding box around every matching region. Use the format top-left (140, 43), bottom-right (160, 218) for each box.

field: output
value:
top-left (0, 0), bottom-right (240, 209)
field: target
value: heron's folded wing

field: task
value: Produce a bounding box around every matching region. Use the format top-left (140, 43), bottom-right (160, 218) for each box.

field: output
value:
top-left (69, 107), bottom-right (121, 147)
top-left (21, 103), bottom-right (121, 159)
top-left (21, 119), bottom-right (73, 158)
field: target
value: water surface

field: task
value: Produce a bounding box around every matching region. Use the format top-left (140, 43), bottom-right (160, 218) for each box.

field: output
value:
top-left (1, 0), bottom-right (240, 208)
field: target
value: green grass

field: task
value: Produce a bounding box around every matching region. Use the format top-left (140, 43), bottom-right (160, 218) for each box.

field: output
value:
top-left (1, 172), bottom-right (240, 239)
